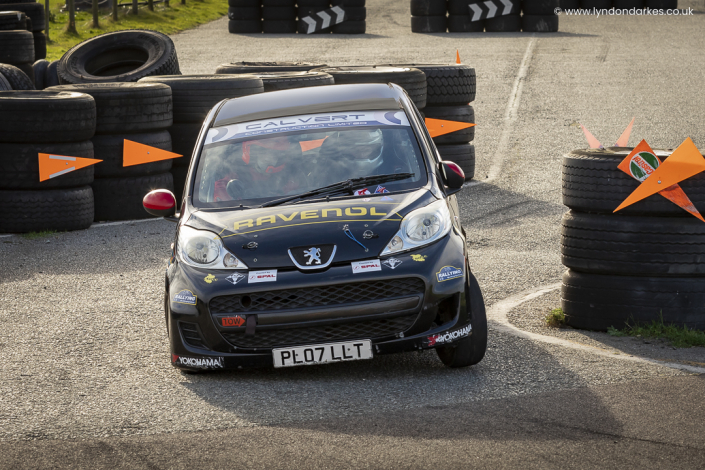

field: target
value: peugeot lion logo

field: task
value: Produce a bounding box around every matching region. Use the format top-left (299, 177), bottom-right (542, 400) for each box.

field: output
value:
top-left (304, 247), bottom-right (322, 265)
top-left (288, 245), bottom-right (337, 270)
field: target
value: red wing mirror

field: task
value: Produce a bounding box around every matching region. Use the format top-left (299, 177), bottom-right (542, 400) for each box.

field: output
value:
top-left (439, 161), bottom-right (465, 192)
top-left (143, 189), bottom-right (176, 218)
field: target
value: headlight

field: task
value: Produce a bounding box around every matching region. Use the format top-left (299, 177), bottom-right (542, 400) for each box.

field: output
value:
top-left (177, 225), bottom-right (248, 269)
top-left (381, 199), bottom-right (452, 256)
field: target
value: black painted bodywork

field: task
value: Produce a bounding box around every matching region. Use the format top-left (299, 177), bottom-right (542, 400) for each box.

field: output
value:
top-left (164, 83), bottom-right (477, 370)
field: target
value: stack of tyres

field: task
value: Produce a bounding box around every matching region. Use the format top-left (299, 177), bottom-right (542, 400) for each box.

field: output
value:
top-left (330, 0), bottom-right (366, 34)
top-left (394, 64), bottom-right (476, 180)
top-left (414, 0), bottom-right (559, 32)
top-left (521, 0), bottom-right (559, 32)
top-left (138, 75), bottom-right (265, 204)
top-left (0, 1), bottom-right (46, 63)
top-left (411, 0), bottom-right (447, 33)
top-left (560, 147), bottom-right (705, 331)
top-left (229, 0), bottom-right (263, 33)
top-left (46, 83), bottom-right (175, 221)
top-left (263, 0), bottom-right (297, 34)
top-left (228, 0), bottom-right (366, 34)
top-left (0, 91), bottom-right (97, 233)
top-left (0, 10), bottom-right (35, 85)
top-left (447, 0), bottom-right (486, 31)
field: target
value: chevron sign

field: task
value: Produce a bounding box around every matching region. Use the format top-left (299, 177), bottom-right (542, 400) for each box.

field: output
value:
top-left (468, 0), bottom-right (514, 21)
top-left (300, 5), bottom-right (346, 34)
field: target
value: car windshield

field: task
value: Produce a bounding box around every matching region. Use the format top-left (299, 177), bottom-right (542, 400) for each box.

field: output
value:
top-left (192, 110), bottom-right (427, 207)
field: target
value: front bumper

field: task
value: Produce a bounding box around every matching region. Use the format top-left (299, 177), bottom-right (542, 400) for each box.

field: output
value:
top-left (166, 233), bottom-right (473, 370)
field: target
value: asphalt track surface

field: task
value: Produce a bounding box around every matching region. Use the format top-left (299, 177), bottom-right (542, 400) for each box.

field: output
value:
top-left (1, 1), bottom-right (705, 468)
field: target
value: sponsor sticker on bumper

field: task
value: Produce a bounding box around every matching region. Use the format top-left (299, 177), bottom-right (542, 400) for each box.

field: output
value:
top-left (173, 354), bottom-right (224, 369)
top-left (351, 259), bottom-right (381, 273)
top-left (173, 289), bottom-right (197, 305)
top-left (436, 265), bottom-right (463, 282)
top-left (427, 324), bottom-right (472, 347)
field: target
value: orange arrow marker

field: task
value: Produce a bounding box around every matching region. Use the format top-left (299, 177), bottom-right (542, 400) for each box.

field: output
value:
top-left (425, 118), bottom-right (475, 139)
top-left (616, 139), bottom-right (704, 221)
top-left (615, 137), bottom-right (705, 213)
top-left (579, 123), bottom-right (603, 149)
top-left (614, 117), bottom-right (635, 147)
top-left (123, 140), bottom-right (182, 167)
top-left (39, 153), bottom-right (101, 182)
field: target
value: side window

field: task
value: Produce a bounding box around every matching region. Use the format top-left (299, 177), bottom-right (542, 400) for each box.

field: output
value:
top-left (409, 104), bottom-right (440, 164)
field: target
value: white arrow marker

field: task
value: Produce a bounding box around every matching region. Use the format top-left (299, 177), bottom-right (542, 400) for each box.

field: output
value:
top-left (317, 11), bottom-right (331, 29)
top-left (469, 3), bottom-right (483, 21)
top-left (302, 16), bottom-right (317, 34)
top-left (331, 5), bottom-right (345, 24)
top-left (499, 0), bottom-right (513, 14)
top-left (484, 0), bottom-right (498, 18)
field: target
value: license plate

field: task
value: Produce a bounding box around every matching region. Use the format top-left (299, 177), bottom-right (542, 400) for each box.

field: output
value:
top-left (273, 340), bottom-right (373, 368)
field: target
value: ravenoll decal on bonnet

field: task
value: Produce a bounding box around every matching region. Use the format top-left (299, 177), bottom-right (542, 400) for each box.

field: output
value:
top-left (228, 205), bottom-right (398, 232)
top-left (427, 325), bottom-right (472, 347)
top-left (436, 266), bottom-right (463, 282)
top-left (173, 355), bottom-right (224, 369)
top-left (173, 289), bottom-right (197, 305)
top-left (204, 111), bottom-right (410, 145)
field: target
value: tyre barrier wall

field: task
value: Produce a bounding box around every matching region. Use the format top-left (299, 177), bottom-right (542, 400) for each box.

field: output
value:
top-left (0, 2), bottom-right (47, 88)
top-left (1, 27), bottom-right (479, 230)
top-left (0, 91), bottom-right (97, 233)
top-left (228, 0), bottom-right (366, 34)
top-left (560, 147), bottom-right (705, 331)
top-left (45, 83), bottom-right (176, 221)
top-left (559, 0), bottom-right (676, 10)
top-left (391, 64), bottom-right (477, 180)
top-left (411, 0), bottom-right (560, 33)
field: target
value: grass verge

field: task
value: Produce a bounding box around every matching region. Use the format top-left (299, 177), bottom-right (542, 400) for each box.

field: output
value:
top-left (46, 0), bottom-right (227, 61)
top-left (21, 230), bottom-right (57, 239)
top-left (608, 319), bottom-right (705, 348)
top-left (544, 307), bottom-right (565, 328)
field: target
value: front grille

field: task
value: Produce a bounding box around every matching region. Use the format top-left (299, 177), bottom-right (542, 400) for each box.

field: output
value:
top-left (209, 278), bottom-right (426, 314)
top-left (179, 322), bottom-right (208, 350)
top-left (221, 314), bottom-right (417, 349)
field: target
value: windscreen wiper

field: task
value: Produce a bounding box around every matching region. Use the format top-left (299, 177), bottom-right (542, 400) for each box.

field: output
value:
top-left (261, 173), bottom-right (414, 208)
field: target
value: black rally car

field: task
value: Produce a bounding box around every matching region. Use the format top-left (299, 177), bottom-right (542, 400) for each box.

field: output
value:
top-left (143, 83), bottom-right (487, 371)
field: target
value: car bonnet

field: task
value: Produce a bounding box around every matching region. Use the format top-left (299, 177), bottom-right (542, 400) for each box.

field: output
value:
top-left (185, 189), bottom-right (437, 269)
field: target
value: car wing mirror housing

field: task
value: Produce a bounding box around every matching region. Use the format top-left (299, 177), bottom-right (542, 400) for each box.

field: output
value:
top-left (143, 189), bottom-right (178, 221)
top-left (439, 161), bottom-right (465, 195)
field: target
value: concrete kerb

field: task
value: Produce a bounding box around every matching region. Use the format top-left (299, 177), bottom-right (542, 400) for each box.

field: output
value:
top-left (488, 282), bottom-right (705, 375)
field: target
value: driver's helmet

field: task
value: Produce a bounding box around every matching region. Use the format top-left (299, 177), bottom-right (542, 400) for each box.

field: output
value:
top-left (337, 129), bottom-right (384, 173)
top-left (242, 136), bottom-right (291, 174)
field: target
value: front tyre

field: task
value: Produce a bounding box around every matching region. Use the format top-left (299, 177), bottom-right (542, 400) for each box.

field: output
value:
top-left (436, 269), bottom-right (488, 368)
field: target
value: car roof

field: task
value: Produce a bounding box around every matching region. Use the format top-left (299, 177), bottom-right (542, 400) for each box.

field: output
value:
top-left (212, 83), bottom-right (405, 127)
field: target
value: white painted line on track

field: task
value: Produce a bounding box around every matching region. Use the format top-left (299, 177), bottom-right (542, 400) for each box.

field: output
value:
top-left (465, 35), bottom-right (538, 189)
top-left (488, 282), bottom-right (705, 375)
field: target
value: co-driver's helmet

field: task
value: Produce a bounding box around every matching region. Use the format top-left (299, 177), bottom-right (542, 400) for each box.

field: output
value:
top-left (336, 129), bottom-right (384, 174)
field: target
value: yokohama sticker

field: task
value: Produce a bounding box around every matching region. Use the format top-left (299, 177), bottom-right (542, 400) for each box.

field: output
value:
top-left (351, 259), bottom-right (382, 273)
top-left (426, 325), bottom-right (472, 347)
top-left (436, 266), bottom-right (463, 282)
top-left (248, 270), bottom-right (277, 283)
top-left (172, 355), bottom-right (224, 369)
top-left (173, 289), bottom-right (197, 305)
